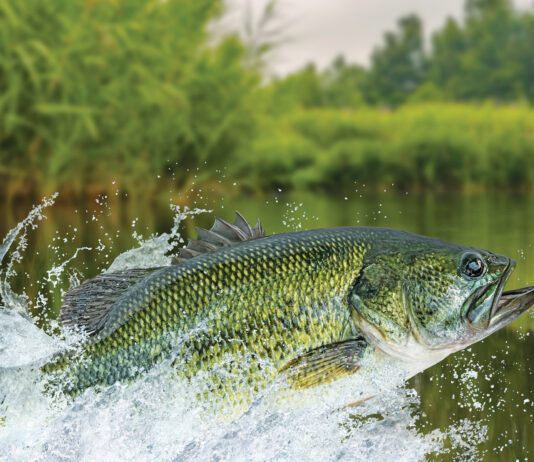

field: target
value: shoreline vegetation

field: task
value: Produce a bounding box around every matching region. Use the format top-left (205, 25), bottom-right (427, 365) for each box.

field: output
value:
top-left (1, 0), bottom-right (534, 202)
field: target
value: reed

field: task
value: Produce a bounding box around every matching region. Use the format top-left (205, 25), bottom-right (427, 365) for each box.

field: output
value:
top-left (1, 1), bottom-right (533, 199)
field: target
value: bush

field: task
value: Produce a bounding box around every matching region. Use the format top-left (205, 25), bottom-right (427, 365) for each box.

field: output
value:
top-left (234, 103), bottom-right (534, 192)
top-left (0, 0), bottom-right (260, 197)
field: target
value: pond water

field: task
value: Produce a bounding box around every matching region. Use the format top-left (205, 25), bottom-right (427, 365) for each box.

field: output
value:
top-left (0, 189), bottom-right (533, 461)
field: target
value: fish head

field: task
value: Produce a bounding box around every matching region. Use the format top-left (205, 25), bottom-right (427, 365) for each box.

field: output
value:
top-left (349, 234), bottom-right (532, 363)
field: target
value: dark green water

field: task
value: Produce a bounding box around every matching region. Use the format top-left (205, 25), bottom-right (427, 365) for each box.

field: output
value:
top-left (1, 190), bottom-right (533, 461)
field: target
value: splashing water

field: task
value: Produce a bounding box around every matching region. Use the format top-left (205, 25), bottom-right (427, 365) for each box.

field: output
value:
top-left (0, 196), bottom-right (488, 461)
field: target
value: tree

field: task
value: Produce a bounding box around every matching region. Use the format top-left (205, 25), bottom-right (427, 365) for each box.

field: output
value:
top-left (321, 56), bottom-right (366, 108)
top-left (464, 0), bottom-right (512, 18)
top-left (430, 0), bottom-right (523, 101)
top-left (428, 18), bottom-right (467, 98)
top-left (518, 13), bottom-right (534, 101)
top-left (266, 64), bottom-right (324, 112)
top-left (364, 14), bottom-right (426, 106)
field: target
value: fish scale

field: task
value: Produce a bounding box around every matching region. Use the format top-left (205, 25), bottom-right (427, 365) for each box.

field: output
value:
top-left (37, 213), bottom-right (534, 414)
top-left (44, 228), bottom-right (367, 395)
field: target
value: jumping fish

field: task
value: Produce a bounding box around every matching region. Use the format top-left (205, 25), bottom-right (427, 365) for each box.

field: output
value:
top-left (43, 212), bottom-right (534, 404)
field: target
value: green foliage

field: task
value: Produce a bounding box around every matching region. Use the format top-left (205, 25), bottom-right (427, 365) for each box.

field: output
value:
top-left (320, 56), bottom-right (366, 109)
top-left (265, 64), bottom-right (325, 113)
top-left (265, 57), bottom-right (366, 113)
top-left (285, 0), bottom-right (534, 107)
top-left (407, 82), bottom-right (445, 103)
top-left (429, 0), bottom-right (524, 101)
top-left (0, 0), bottom-right (260, 195)
top-left (364, 14), bottom-right (426, 106)
top-left (1, 0), bottom-right (534, 198)
top-left (236, 104), bottom-right (534, 191)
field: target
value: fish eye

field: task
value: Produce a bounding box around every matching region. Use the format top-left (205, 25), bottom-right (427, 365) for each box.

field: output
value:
top-left (459, 252), bottom-right (486, 280)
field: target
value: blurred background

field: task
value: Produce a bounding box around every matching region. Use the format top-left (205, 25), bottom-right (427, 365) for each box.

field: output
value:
top-left (1, 0), bottom-right (534, 203)
top-left (1, 2), bottom-right (534, 460)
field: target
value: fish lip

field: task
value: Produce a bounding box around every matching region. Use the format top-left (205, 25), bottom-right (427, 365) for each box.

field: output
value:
top-left (464, 258), bottom-right (513, 331)
top-left (489, 285), bottom-right (534, 330)
top-left (489, 259), bottom-right (515, 322)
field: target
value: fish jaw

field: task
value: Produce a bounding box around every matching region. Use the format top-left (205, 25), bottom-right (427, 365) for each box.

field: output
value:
top-left (462, 256), bottom-right (534, 343)
top-left (349, 257), bottom-right (533, 369)
top-left (482, 286), bottom-right (534, 337)
top-left (464, 257), bottom-right (515, 331)
top-left (350, 306), bottom-right (456, 366)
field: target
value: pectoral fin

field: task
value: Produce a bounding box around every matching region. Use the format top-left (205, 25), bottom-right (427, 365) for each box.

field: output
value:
top-left (280, 337), bottom-right (368, 389)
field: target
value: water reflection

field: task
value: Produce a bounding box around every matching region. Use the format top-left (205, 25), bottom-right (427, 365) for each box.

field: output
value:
top-left (0, 190), bottom-right (532, 461)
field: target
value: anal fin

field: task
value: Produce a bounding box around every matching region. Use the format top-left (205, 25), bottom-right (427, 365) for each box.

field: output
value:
top-left (280, 338), bottom-right (368, 389)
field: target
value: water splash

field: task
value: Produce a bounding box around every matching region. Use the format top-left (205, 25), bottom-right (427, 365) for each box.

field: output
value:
top-left (0, 193), bottom-right (58, 314)
top-left (0, 197), bottom-right (487, 461)
top-left (106, 205), bottom-right (210, 272)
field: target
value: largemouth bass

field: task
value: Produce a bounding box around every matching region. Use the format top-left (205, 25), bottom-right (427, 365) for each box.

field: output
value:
top-left (43, 212), bottom-right (534, 405)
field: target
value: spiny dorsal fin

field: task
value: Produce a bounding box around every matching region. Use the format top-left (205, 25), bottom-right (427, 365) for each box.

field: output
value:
top-left (280, 338), bottom-right (367, 389)
top-left (172, 211), bottom-right (265, 264)
top-left (60, 268), bottom-right (162, 335)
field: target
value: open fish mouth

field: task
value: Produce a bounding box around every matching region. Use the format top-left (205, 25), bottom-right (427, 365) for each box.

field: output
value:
top-left (464, 260), bottom-right (533, 334)
top-left (487, 257), bottom-right (534, 330)
top-left (465, 259), bottom-right (514, 331)
top-left (459, 270), bottom-right (533, 347)
top-left (489, 286), bottom-right (534, 330)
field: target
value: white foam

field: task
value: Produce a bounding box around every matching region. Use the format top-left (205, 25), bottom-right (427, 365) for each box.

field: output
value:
top-left (0, 198), bottom-right (486, 462)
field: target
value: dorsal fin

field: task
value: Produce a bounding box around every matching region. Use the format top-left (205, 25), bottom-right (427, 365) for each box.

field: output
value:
top-left (60, 268), bottom-right (162, 335)
top-left (172, 211), bottom-right (265, 264)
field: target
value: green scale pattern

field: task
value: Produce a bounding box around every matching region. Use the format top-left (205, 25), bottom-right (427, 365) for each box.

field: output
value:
top-left (44, 228), bottom-right (372, 395)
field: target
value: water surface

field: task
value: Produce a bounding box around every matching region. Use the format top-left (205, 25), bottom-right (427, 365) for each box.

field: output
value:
top-left (0, 190), bottom-right (532, 461)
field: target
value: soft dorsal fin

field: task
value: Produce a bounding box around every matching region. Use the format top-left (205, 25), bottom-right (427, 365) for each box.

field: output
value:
top-left (172, 211), bottom-right (265, 264)
top-left (60, 268), bottom-right (162, 335)
top-left (280, 338), bottom-right (367, 389)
